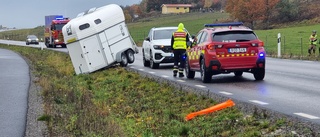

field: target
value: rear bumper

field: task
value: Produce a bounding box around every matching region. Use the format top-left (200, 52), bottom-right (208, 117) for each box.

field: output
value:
top-left (207, 57), bottom-right (265, 73)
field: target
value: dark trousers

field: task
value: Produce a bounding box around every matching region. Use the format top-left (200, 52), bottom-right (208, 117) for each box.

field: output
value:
top-left (173, 49), bottom-right (186, 69)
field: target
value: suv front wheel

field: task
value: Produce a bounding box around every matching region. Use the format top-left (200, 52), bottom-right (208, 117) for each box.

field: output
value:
top-left (143, 50), bottom-right (150, 67)
top-left (149, 51), bottom-right (159, 69)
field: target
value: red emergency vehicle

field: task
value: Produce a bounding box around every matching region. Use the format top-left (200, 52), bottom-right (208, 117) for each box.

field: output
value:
top-left (185, 22), bottom-right (266, 83)
top-left (44, 15), bottom-right (70, 48)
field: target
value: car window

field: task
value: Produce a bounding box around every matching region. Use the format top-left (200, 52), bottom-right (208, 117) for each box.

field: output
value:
top-left (212, 31), bottom-right (257, 42)
top-left (196, 31), bottom-right (204, 44)
top-left (148, 29), bottom-right (153, 39)
top-left (54, 24), bottom-right (66, 30)
top-left (199, 31), bottom-right (208, 43)
top-left (153, 29), bottom-right (177, 40)
top-left (27, 35), bottom-right (37, 38)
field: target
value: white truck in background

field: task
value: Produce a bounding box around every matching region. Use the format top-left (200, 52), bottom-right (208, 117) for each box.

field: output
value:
top-left (62, 4), bottom-right (138, 75)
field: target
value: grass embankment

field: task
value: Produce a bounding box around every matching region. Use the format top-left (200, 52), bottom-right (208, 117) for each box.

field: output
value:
top-left (1, 44), bottom-right (307, 136)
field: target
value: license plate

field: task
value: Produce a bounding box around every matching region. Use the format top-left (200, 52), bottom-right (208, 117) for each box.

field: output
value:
top-left (228, 48), bottom-right (246, 53)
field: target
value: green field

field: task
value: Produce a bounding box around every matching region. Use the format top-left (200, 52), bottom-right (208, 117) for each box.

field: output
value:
top-left (2, 12), bottom-right (319, 59)
top-left (255, 24), bottom-right (320, 58)
top-left (127, 12), bottom-right (230, 44)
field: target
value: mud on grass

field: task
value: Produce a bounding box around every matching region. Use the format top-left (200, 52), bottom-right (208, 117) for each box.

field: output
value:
top-left (0, 44), bottom-right (315, 136)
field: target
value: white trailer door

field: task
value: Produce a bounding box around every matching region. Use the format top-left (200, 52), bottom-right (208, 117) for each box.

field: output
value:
top-left (82, 35), bottom-right (106, 71)
top-left (104, 22), bottom-right (131, 54)
top-left (99, 32), bottom-right (114, 64)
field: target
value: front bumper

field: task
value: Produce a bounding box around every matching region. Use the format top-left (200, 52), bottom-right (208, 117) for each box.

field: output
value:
top-left (153, 51), bottom-right (175, 63)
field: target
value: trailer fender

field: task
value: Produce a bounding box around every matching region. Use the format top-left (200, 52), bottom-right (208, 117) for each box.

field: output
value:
top-left (115, 48), bottom-right (133, 62)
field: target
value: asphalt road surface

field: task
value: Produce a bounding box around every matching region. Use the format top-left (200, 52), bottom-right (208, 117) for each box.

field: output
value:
top-left (0, 48), bottom-right (29, 137)
top-left (1, 39), bottom-right (320, 127)
top-left (129, 48), bottom-right (320, 125)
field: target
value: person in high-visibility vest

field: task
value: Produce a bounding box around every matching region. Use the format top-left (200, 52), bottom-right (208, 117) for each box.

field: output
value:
top-left (308, 30), bottom-right (318, 56)
top-left (171, 23), bottom-right (190, 77)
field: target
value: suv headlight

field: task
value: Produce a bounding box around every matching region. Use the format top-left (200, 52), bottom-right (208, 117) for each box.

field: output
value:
top-left (153, 45), bottom-right (164, 50)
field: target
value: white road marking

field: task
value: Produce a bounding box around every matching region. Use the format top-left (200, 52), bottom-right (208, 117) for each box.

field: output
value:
top-left (177, 80), bottom-right (186, 82)
top-left (294, 113), bottom-right (320, 119)
top-left (249, 100), bottom-right (269, 105)
top-left (149, 71), bottom-right (155, 74)
top-left (195, 85), bottom-right (206, 88)
top-left (219, 91), bottom-right (233, 95)
top-left (303, 61), bottom-right (313, 63)
top-left (138, 69), bottom-right (144, 71)
top-left (161, 75), bottom-right (169, 78)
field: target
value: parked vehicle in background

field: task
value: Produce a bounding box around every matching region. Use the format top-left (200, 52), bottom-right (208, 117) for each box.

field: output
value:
top-left (62, 4), bottom-right (138, 75)
top-left (142, 27), bottom-right (191, 69)
top-left (26, 35), bottom-right (39, 45)
top-left (44, 15), bottom-right (70, 48)
top-left (185, 22), bottom-right (266, 83)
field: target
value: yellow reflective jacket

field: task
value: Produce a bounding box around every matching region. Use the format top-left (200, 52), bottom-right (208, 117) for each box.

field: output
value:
top-left (310, 34), bottom-right (318, 45)
top-left (172, 23), bottom-right (187, 50)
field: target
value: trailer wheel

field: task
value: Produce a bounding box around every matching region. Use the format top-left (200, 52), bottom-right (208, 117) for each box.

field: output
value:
top-left (126, 50), bottom-right (135, 63)
top-left (120, 52), bottom-right (128, 67)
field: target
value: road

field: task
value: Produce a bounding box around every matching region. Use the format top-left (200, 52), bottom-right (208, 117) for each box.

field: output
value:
top-left (1, 39), bottom-right (320, 126)
top-left (0, 48), bottom-right (29, 137)
top-left (129, 48), bottom-right (320, 125)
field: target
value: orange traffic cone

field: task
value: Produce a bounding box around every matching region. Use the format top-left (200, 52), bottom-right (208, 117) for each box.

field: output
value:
top-left (185, 99), bottom-right (235, 121)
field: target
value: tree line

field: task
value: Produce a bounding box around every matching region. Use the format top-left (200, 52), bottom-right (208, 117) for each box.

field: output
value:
top-left (123, 0), bottom-right (320, 29)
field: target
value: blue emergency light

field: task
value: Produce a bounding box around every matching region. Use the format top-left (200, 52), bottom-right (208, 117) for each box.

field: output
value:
top-left (204, 22), bottom-right (243, 27)
top-left (55, 15), bottom-right (64, 20)
top-left (259, 52), bottom-right (265, 57)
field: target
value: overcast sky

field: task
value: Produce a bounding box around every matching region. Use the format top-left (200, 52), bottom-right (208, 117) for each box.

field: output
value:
top-left (0, 0), bottom-right (141, 29)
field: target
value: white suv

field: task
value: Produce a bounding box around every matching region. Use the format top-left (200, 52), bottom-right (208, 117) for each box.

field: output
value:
top-left (142, 27), bottom-right (190, 69)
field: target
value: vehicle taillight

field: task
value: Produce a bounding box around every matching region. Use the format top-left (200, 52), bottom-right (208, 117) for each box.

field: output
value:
top-left (216, 44), bottom-right (223, 48)
top-left (258, 41), bottom-right (264, 47)
top-left (252, 41), bottom-right (264, 47)
top-left (207, 44), bottom-right (215, 51)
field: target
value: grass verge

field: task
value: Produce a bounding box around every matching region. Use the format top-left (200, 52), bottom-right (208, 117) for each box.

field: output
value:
top-left (1, 44), bottom-right (319, 136)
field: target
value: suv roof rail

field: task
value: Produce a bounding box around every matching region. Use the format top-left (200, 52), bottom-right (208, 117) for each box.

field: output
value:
top-left (204, 22), bottom-right (244, 27)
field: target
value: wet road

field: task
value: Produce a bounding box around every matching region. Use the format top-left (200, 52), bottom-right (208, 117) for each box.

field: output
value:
top-left (129, 48), bottom-right (320, 125)
top-left (0, 48), bottom-right (29, 137)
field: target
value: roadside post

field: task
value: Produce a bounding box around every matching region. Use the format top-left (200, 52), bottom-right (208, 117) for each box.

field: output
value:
top-left (40, 38), bottom-right (43, 50)
top-left (278, 33), bottom-right (281, 58)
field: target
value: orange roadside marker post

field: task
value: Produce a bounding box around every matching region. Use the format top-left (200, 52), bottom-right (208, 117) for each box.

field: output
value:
top-left (185, 99), bottom-right (235, 121)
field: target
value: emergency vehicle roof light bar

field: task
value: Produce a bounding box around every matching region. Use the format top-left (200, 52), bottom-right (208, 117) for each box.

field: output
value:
top-left (55, 15), bottom-right (64, 20)
top-left (204, 22), bottom-right (243, 27)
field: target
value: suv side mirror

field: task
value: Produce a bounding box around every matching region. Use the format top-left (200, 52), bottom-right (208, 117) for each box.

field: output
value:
top-left (145, 37), bottom-right (150, 42)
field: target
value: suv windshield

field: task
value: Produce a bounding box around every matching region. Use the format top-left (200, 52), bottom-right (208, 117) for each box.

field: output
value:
top-left (153, 29), bottom-right (177, 40)
top-left (212, 31), bottom-right (257, 42)
top-left (28, 35), bottom-right (37, 38)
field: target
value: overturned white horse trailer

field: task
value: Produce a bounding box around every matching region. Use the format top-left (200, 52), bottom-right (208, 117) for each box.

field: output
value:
top-left (62, 4), bottom-right (138, 75)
